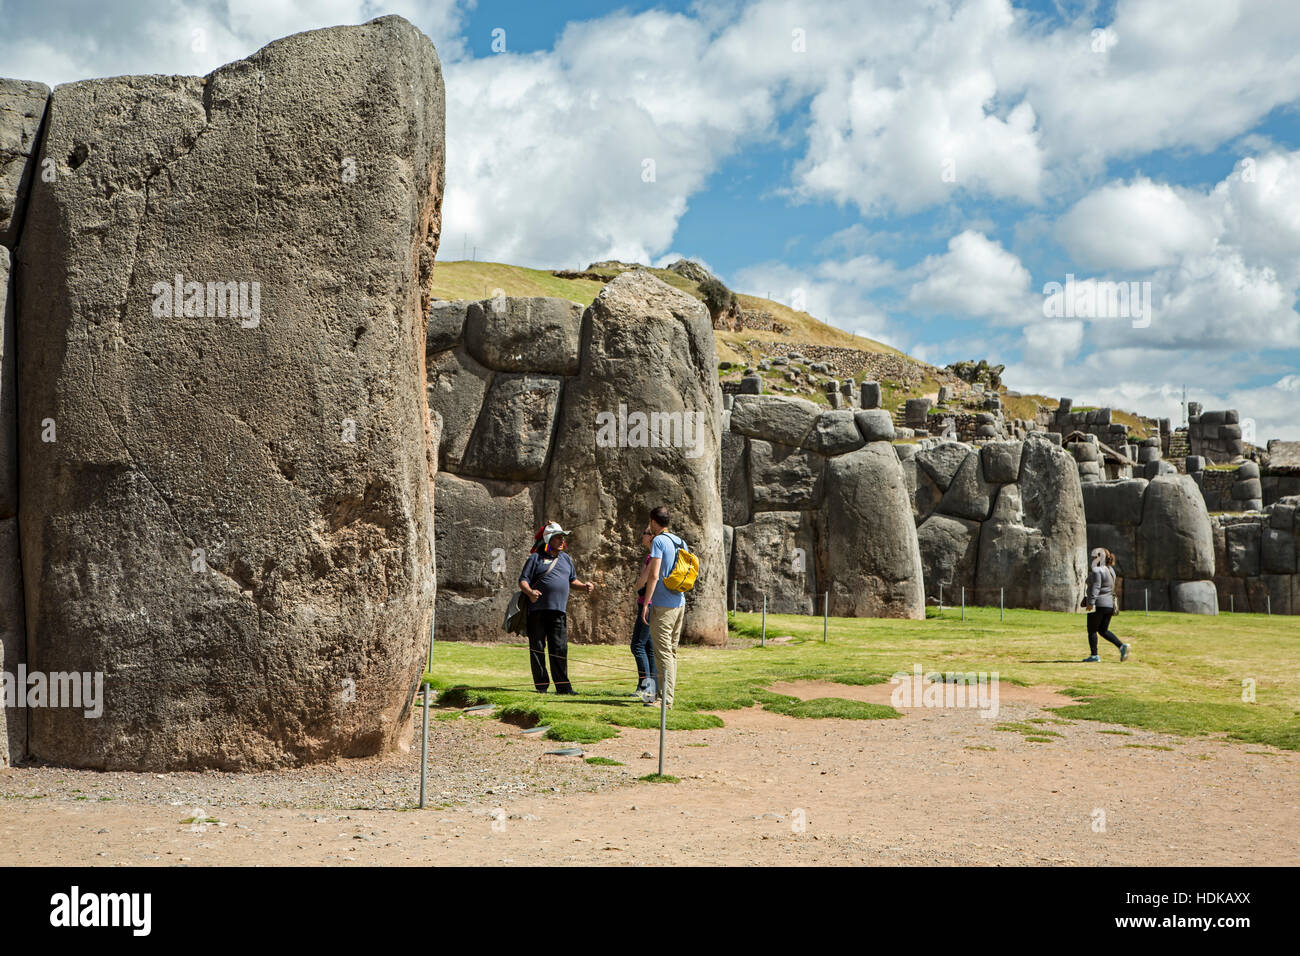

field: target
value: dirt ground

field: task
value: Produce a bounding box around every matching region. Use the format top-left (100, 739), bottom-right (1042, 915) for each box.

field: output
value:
top-left (2, 683), bottom-right (1296, 866)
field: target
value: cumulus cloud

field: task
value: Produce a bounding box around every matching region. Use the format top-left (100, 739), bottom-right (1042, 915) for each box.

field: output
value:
top-left (906, 230), bottom-right (1037, 323)
top-left (1055, 178), bottom-right (1217, 272)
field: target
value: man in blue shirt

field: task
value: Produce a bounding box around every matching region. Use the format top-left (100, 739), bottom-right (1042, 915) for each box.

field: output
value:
top-left (519, 521), bottom-right (596, 694)
top-left (640, 506), bottom-right (686, 708)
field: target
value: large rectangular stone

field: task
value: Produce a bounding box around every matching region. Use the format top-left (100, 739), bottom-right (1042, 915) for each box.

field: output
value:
top-left (0, 79), bottom-right (51, 249)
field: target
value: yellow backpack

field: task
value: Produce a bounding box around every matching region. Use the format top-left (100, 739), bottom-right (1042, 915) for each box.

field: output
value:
top-left (659, 533), bottom-right (699, 593)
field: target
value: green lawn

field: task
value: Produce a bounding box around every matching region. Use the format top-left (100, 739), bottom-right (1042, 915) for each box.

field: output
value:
top-left (426, 606), bottom-right (1300, 751)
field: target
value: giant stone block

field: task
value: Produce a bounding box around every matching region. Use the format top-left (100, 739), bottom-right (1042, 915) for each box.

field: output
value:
top-left (16, 17), bottom-right (445, 768)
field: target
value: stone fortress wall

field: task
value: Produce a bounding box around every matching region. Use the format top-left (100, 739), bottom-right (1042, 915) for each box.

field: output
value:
top-left (1211, 498), bottom-right (1300, 614)
top-left (1082, 476), bottom-right (1220, 613)
top-left (721, 394), bottom-right (925, 619)
top-left (902, 437), bottom-right (1089, 612)
top-left (425, 274), bottom-right (728, 647)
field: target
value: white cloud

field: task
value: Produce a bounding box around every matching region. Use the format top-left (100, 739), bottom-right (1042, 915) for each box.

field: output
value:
top-left (907, 230), bottom-right (1037, 323)
top-left (1021, 319), bottom-right (1084, 370)
top-left (1055, 178), bottom-right (1217, 272)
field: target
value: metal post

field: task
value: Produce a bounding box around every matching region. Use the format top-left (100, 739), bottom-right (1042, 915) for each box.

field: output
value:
top-left (961, 587), bottom-right (965, 622)
top-left (823, 591), bottom-right (828, 643)
top-left (1230, 594), bottom-right (1234, 614)
top-left (658, 691), bottom-right (667, 776)
top-left (419, 610), bottom-right (436, 809)
top-left (1267, 595), bottom-right (1271, 616)
top-left (1000, 588), bottom-right (1004, 622)
top-left (1145, 589), bottom-right (1149, 617)
top-left (761, 593), bottom-right (767, 646)
top-left (939, 584), bottom-right (943, 612)
top-left (731, 577), bottom-right (737, 612)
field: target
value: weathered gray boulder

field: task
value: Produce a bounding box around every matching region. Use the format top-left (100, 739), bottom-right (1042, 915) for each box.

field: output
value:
top-left (427, 348), bottom-right (492, 470)
top-left (1226, 522), bottom-right (1262, 577)
top-left (434, 473), bottom-right (541, 643)
top-left (749, 439), bottom-right (824, 510)
top-left (721, 426), bottom-right (750, 526)
top-left (1087, 523), bottom-right (1137, 577)
top-left (854, 408), bottom-right (895, 442)
top-left (1261, 574), bottom-right (1295, 614)
top-left (917, 442), bottom-right (970, 491)
top-left (1261, 528), bottom-right (1297, 574)
top-left (819, 443), bottom-right (925, 619)
top-left (0, 246), bottom-right (17, 760)
top-left (809, 410), bottom-right (865, 455)
top-left (1137, 475), bottom-right (1215, 581)
top-left (16, 17), bottom-right (445, 769)
top-left (937, 451), bottom-right (994, 522)
top-left (916, 513), bottom-right (979, 600)
top-left (427, 300), bottom-right (468, 353)
top-left (1123, 580), bottom-right (1170, 612)
top-left (1232, 477), bottom-right (1263, 501)
top-left (981, 441), bottom-right (1022, 484)
top-left (464, 296), bottom-right (582, 375)
top-left (545, 271), bottom-right (725, 645)
top-left (1082, 479), bottom-right (1148, 526)
top-left (459, 374), bottom-right (562, 481)
top-left (860, 381), bottom-right (881, 409)
top-left (0, 515), bottom-right (21, 762)
top-left (978, 436), bottom-right (1088, 611)
top-left (1, 79), bottom-right (50, 248)
top-left (730, 394), bottom-right (821, 448)
top-left (1171, 580), bottom-right (1218, 614)
top-left (732, 511), bottom-right (817, 614)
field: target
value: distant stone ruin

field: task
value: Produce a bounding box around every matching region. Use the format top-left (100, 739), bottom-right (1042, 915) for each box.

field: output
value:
top-left (723, 396), bottom-right (923, 618)
top-left (1083, 476), bottom-right (1218, 613)
top-left (903, 437), bottom-right (1089, 611)
top-left (1212, 499), bottom-right (1299, 613)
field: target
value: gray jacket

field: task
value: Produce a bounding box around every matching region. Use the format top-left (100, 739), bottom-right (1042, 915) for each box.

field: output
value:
top-left (1086, 565), bottom-right (1116, 610)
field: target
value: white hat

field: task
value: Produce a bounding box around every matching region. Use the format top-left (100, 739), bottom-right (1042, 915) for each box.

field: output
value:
top-left (542, 521), bottom-right (571, 547)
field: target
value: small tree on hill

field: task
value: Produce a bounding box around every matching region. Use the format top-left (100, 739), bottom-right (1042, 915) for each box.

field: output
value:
top-left (698, 277), bottom-right (735, 321)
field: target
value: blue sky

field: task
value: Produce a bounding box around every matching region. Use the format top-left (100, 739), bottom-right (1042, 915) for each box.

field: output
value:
top-left (3, 0), bottom-right (1299, 439)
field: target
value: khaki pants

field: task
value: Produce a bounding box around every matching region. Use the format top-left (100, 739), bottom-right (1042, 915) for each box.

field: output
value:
top-left (648, 604), bottom-right (685, 708)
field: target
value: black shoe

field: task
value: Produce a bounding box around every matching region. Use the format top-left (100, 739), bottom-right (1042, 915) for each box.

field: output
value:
top-left (556, 688), bottom-right (579, 696)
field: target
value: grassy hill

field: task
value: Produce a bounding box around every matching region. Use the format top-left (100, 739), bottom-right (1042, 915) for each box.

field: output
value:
top-left (429, 259), bottom-right (1154, 438)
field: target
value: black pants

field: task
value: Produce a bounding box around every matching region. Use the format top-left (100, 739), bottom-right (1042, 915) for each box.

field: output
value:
top-left (1087, 607), bottom-right (1124, 656)
top-left (527, 610), bottom-right (571, 693)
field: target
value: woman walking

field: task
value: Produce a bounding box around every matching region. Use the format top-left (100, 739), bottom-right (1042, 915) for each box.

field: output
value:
top-left (1083, 547), bottom-right (1130, 663)
top-left (630, 528), bottom-right (658, 704)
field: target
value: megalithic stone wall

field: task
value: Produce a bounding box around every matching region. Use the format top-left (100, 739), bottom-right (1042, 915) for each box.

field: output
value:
top-left (425, 296), bottom-right (577, 641)
top-left (1083, 474), bottom-right (1219, 613)
top-left (902, 436), bottom-right (1089, 611)
top-left (548, 272), bottom-right (727, 645)
top-left (427, 272), bottom-right (728, 646)
top-left (15, 17), bottom-right (444, 770)
top-left (1, 77), bottom-right (52, 765)
top-left (724, 398), bottom-right (925, 619)
top-left (1212, 498), bottom-right (1300, 614)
